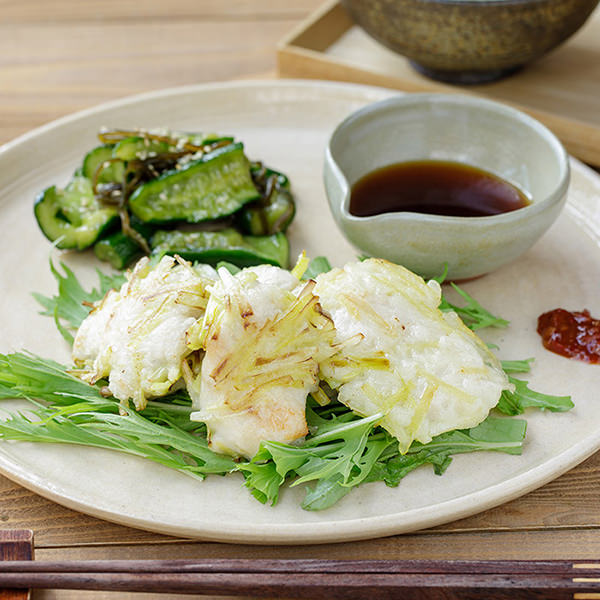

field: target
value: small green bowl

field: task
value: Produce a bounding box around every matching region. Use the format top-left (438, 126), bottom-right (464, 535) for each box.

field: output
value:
top-left (342, 0), bottom-right (599, 84)
top-left (324, 93), bottom-right (570, 280)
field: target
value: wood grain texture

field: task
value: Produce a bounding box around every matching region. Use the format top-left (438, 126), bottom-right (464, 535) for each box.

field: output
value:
top-left (0, 0), bottom-right (323, 145)
top-left (4, 559), bottom-right (599, 599)
top-left (2, 572), bottom-right (596, 599)
top-left (26, 531), bottom-right (600, 600)
top-left (0, 1), bottom-right (322, 22)
top-left (0, 530), bottom-right (33, 600)
top-left (9, 558), bottom-right (600, 573)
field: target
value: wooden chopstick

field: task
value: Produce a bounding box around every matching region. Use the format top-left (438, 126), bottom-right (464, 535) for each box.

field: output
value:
top-left (0, 558), bottom-right (598, 574)
top-left (0, 559), bottom-right (600, 598)
top-left (0, 571), bottom-right (594, 598)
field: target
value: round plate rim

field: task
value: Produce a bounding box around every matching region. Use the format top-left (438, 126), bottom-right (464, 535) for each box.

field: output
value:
top-left (0, 78), bottom-right (598, 544)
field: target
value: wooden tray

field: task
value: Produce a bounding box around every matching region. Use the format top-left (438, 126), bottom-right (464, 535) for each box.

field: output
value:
top-left (277, 0), bottom-right (600, 167)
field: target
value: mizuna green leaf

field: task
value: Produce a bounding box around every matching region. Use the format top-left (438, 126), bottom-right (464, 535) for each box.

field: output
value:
top-left (32, 260), bottom-right (125, 344)
top-left (496, 375), bottom-right (573, 415)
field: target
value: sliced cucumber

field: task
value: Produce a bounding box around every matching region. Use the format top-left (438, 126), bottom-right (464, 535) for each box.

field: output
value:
top-left (94, 231), bottom-right (145, 270)
top-left (150, 228), bottom-right (289, 268)
top-left (237, 183), bottom-right (295, 236)
top-left (34, 177), bottom-right (119, 250)
top-left (82, 145), bottom-right (125, 184)
top-left (94, 214), bottom-right (156, 269)
top-left (113, 136), bottom-right (171, 161)
top-left (128, 143), bottom-right (259, 224)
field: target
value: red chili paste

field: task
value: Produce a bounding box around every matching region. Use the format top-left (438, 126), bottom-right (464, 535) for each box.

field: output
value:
top-left (537, 309), bottom-right (600, 364)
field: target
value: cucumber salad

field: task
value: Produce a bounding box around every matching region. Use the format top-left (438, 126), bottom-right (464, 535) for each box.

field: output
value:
top-left (0, 129), bottom-right (573, 511)
top-left (34, 129), bottom-right (294, 270)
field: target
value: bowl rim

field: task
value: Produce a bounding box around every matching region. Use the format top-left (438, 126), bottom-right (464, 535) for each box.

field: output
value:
top-left (326, 92), bottom-right (570, 227)
top-left (346, 0), bottom-right (594, 8)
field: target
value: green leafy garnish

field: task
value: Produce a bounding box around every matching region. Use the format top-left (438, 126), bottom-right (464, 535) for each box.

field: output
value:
top-left (439, 283), bottom-right (509, 330)
top-left (239, 409), bottom-right (383, 506)
top-left (496, 375), bottom-right (573, 415)
top-left (302, 256), bottom-right (332, 280)
top-left (240, 405), bottom-right (526, 511)
top-left (0, 403), bottom-right (235, 477)
top-left (368, 417), bottom-right (526, 487)
top-left (501, 358), bottom-right (534, 374)
top-left (0, 352), bottom-right (109, 407)
top-left (434, 266), bottom-right (508, 331)
top-left (32, 261), bottom-right (125, 344)
top-left (497, 359), bottom-right (572, 414)
top-left (215, 261), bottom-right (241, 275)
top-left (0, 353), bottom-right (235, 477)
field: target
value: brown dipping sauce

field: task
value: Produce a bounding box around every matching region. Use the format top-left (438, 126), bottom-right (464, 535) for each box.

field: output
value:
top-left (537, 309), bottom-right (600, 364)
top-left (349, 160), bottom-right (530, 218)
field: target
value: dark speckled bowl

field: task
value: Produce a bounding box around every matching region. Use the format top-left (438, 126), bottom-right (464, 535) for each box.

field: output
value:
top-left (342, 0), bottom-right (599, 84)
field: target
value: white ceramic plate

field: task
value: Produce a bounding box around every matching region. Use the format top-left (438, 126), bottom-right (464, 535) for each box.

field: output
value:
top-left (0, 80), bottom-right (599, 544)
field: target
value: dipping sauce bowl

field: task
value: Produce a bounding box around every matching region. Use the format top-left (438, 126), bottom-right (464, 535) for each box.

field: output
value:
top-left (324, 93), bottom-right (570, 280)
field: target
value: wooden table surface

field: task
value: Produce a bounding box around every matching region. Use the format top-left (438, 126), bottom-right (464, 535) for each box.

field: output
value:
top-left (1, 1), bottom-right (600, 598)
